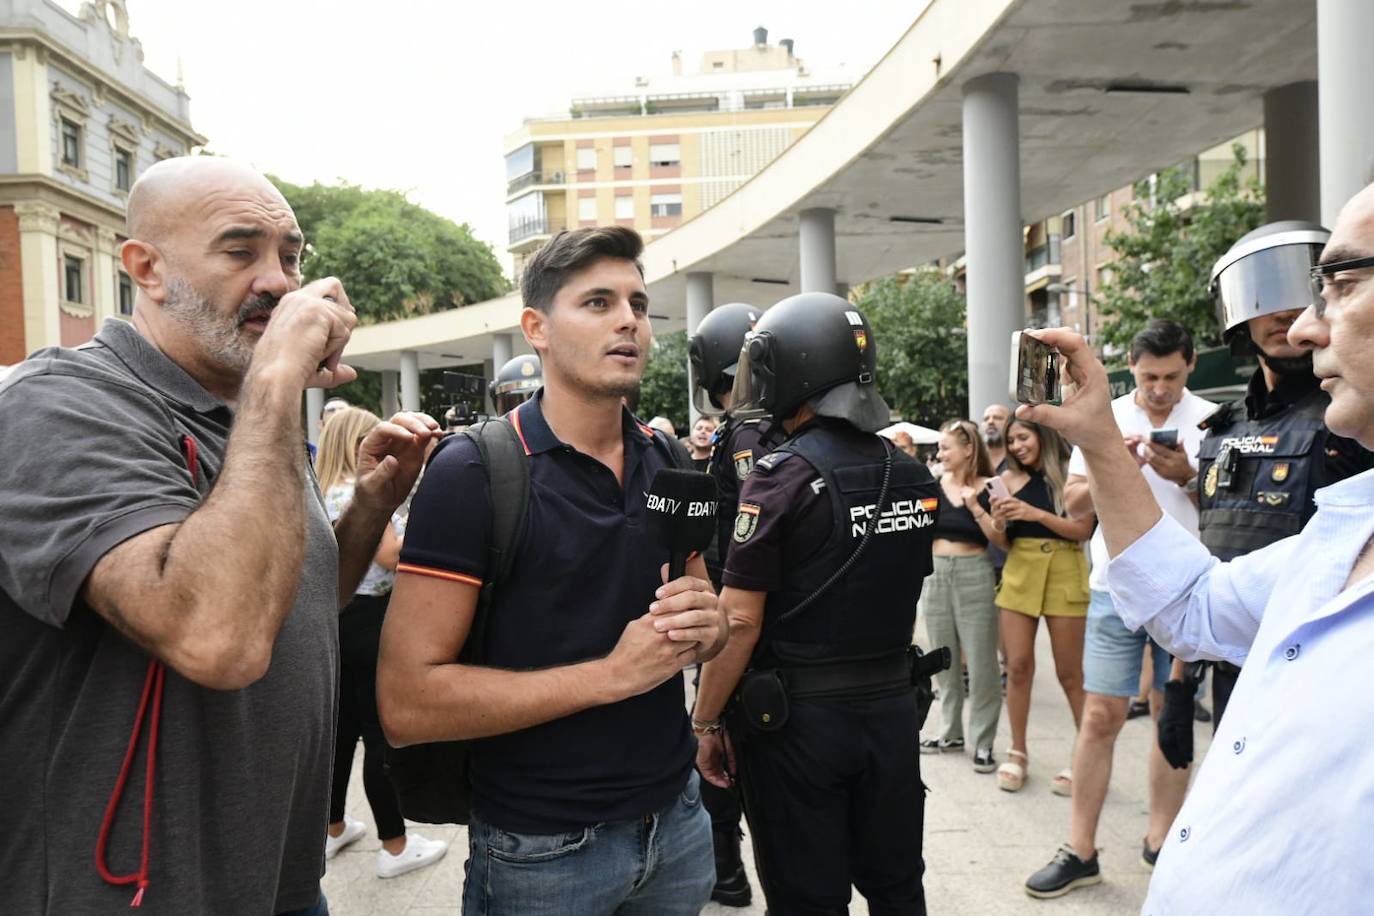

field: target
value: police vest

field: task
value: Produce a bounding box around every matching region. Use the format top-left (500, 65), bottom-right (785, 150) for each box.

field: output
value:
top-left (708, 417), bottom-right (772, 579)
top-left (755, 423), bottom-right (938, 667)
top-left (1196, 386), bottom-right (1331, 562)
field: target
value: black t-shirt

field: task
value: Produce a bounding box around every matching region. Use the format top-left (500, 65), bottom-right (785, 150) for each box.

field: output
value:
top-left (398, 394), bottom-right (694, 833)
top-left (1006, 471), bottom-right (1064, 541)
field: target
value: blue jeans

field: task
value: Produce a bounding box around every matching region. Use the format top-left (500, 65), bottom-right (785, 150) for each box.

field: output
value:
top-left (1083, 589), bottom-right (1171, 697)
top-left (462, 770), bottom-right (714, 915)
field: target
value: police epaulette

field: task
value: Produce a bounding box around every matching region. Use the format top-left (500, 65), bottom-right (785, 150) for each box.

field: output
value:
top-left (753, 450), bottom-right (794, 474)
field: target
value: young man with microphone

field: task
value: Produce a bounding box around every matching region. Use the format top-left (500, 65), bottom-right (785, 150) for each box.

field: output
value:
top-left (378, 227), bottom-right (725, 915)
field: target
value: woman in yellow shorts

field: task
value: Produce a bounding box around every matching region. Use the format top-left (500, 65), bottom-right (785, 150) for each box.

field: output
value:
top-left (987, 417), bottom-right (1094, 795)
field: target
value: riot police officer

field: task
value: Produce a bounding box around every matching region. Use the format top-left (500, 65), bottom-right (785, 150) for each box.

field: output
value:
top-left (1187, 221), bottom-right (1374, 728)
top-left (489, 354), bottom-right (542, 415)
top-left (693, 292), bottom-right (943, 915)
top-left (686, 301), bottom-right (768, 907)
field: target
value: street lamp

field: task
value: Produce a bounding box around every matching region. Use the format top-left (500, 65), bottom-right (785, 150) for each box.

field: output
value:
top-left (1045, 282), bottom-right (1095, 341)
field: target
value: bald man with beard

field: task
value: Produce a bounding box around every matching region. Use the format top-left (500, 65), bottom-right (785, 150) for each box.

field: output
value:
top-left (0, 158), bottom-right (439, 915)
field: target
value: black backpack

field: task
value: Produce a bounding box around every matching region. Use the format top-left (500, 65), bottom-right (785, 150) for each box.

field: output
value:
top-left (383, 418), bottom-right (530, 825)
top-left (383, 416), bottom-right (689, 824)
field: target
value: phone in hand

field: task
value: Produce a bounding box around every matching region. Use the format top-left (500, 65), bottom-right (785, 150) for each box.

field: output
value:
top-left (1149, 428), bottom-right (1180, 448)
top-left (1011, 331), bottom-right (1062, 405)
top-left (984, 477), bottom-right (1011, 502)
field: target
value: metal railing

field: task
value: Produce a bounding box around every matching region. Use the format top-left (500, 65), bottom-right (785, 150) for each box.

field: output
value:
top-left (509, 215), bottom-right (565, 245)
top-left (507, 170), bottom-right (568, 196)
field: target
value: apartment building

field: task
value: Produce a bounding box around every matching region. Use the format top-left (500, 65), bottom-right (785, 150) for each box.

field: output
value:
top-left (503, 26), bottom-right (852, 278)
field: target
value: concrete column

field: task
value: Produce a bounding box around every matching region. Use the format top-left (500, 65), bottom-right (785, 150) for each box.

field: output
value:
top-left (305, 388), bottom-right (324, 445)
top-left (491, 332), bottom-right (513, 370)
top-left (1318, 0), bottom-right (1374, 225)
top-left (380, 369), bottom-right (399, 417)
top-left (685, 271), bottom-right (713, 423)
top-left (799, 208), bottom-right (837, 294)
top-left (400, 350), bottom-right (421, 412)
top-left (961, 73), bottom-right (1025, 419)
top-left (1264, 82), bottom-right (1320, 223)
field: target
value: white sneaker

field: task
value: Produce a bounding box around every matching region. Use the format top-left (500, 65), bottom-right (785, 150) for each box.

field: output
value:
top-left (376, 833), bottom-right (449, 879)
top-left (325, 815), bottom-right (366, 860)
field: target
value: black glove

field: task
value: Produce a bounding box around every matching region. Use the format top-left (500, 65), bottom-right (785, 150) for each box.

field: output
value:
top-left (1157, 679), bottom-right (1196, 770)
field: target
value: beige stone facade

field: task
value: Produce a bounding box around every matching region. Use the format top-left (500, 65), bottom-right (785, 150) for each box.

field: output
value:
top-left (0, 0), bottom-right (204, 365)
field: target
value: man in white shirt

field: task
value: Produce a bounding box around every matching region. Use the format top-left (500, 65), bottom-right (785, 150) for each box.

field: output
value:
top-left (1026, 320), bottom-right (1214, 898)
top-left (1016, 180), bottom-right (1374, 913)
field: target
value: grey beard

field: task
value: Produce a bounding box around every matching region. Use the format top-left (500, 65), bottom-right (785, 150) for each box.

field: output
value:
top-left (162, 279), bottom-right (275, 375)
top-left (984, 431), bottom-right (1004, 448)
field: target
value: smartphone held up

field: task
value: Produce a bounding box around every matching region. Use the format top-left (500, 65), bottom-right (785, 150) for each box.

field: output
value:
top-left (1010, 331), bottom-right (1062, 406)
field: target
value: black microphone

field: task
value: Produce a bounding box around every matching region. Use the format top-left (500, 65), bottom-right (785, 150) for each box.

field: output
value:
top-left (645, 468), bottom-right (720, 580)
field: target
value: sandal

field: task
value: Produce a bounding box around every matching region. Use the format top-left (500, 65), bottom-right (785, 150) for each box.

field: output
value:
top-left (1051, 768), bottom-right (1073, 797)
top-left (997, 750), bottom-right (1028, 792)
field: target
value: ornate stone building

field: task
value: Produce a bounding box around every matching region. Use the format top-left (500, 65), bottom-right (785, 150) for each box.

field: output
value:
top-left (0, 0), bottom-right (204, 366)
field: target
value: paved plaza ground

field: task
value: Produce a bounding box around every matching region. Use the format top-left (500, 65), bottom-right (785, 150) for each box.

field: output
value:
top-left (322, 614), bottom-right (1210, 914)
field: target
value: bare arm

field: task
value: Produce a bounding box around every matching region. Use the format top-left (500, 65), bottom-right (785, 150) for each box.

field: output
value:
top-left (373, 524), bottom-right (402, 572)
top-left (1064, 473), bottom-right (1093, 519)
top-left (80, 280), bottom-right (361, 690)
top-left (1017, 330), bottom-right (1162, 558)
top-left (377, 570), bottom-right (712, 747)
top-left (692, 587), bottom-right (766, 724)
top-left (334, 413), bottom-right (439, 603)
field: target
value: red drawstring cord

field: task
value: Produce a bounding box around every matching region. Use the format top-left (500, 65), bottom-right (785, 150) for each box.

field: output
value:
top-left (94, 434), bottom-right (197, 907)
top-left (95, 660), bottom-right (165, 906)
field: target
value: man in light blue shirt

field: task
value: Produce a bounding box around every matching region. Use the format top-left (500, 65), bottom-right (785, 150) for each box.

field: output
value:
top-left (1018, 181), bottom-right (1374, 913)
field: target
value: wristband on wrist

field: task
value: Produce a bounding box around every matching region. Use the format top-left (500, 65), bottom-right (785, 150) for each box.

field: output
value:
top-left (691, 716), bottom-right (723, 736)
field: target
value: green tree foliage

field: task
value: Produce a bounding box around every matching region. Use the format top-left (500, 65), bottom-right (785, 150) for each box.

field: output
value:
top-left (855, 270), bottom-right (970, 427)
top-left (270, 178), bottom-right (509, 323)
top-left (1096, 144), bottom-right (1265, 354)
top-left (269, 178), bottom-right (510, 414)
top-left (637, 330), bottom-right (690, 432)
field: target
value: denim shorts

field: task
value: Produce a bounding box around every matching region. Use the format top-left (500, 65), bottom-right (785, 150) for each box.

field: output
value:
top-left (462, 770), bottom-right (714, 915)
top-left (1082, 589), bottom-right (1171, 698)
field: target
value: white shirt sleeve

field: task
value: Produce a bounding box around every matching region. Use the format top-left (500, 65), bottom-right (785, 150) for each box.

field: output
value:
top-left (1068, 445), bottom-right (1086, 478)
top-left (1106, 513), bottom-right (1296, 665)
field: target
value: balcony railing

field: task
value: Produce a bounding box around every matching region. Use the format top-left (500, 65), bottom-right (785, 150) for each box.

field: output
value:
top-left (507, 170), bottom-right (568, 196)
top-left (509, 215), bottom-right (565, 245)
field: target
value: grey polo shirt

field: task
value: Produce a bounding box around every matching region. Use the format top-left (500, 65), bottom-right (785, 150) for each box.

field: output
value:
top-left (0, 319), bottom-right (339, 914)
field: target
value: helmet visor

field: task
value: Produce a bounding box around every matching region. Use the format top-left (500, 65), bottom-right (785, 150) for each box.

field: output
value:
top-left (689, 350), bottom-right (729, 417)
top-left (1213, 243), bottom-right (1324, 334)
top-left (727, 332), bottom-right (773, 419)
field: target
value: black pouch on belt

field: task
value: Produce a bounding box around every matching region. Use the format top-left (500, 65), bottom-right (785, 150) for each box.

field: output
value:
top-left (737, 669), bottom-right (790, 735)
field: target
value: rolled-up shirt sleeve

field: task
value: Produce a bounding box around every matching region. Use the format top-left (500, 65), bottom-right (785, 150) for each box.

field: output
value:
top-left (1106, 513), bottom-right (1291, 665)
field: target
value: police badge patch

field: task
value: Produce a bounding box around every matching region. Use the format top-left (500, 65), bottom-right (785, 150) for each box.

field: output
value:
top-left (1204, 463), bottom-right (1219, 498)
top-left (733, 449), bottom-right (755, 480)
top-left (1271, 462), bottom-right (1290, 483)
top-left (733, 502), bottom-right (761, 543)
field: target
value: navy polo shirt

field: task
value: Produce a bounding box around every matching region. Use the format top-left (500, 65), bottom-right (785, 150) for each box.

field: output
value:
top-left (399, 392), bottom-right (695, 833)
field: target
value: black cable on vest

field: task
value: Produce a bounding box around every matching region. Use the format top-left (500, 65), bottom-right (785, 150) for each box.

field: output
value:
top-left (774, 437), bottom-right (894, 628)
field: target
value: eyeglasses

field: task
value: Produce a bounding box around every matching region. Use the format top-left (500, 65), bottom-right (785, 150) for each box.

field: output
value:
top-left (1309, 254), bottom-right (1374, 317)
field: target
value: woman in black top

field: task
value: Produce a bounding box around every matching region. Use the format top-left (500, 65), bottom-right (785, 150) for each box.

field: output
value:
top-left (986, 417), bottom-right (1095, 794)
top-left (920, 420), bottom-right (1004, 773)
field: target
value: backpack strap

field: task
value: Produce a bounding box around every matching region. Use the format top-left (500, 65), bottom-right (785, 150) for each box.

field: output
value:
top-left (459, 418), bottom-right (530, 662)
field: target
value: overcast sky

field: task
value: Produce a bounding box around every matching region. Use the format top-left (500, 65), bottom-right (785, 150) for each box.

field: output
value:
top-left (60, 1), bottom-right (924, 275)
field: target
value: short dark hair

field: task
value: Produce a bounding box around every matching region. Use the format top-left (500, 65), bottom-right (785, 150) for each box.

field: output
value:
top-left (520, 226), bottom-right (645, 313)
top-left (1130, 319), bottom-right (1194, 364)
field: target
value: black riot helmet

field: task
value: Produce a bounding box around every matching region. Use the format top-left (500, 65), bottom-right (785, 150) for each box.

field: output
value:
top-left (689, 302), bottom-right (762, 416)
top-left (489, 354), bottom-right (542, 414)
top-left (1211, 220), bottom-right (1329, 355)
top-left (729, 292), bottom-right (890, 432)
